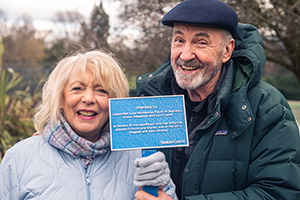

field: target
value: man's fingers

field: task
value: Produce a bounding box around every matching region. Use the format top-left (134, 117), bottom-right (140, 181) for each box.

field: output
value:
top-left (134, 173), bottom-right (170, 187)
top-left (135, 152), bottom-right (165, 167)
top-left (134, 151), bottom-right (170, 189)
top-left (135, 162), bottom-right (167, 177)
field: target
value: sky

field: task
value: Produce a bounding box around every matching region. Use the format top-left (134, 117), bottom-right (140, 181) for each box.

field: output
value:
top-left (0, 0), bottom-right (120, 30)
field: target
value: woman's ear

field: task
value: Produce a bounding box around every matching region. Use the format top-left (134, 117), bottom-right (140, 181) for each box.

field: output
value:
top-left (222, 39), bottom-right (235, 63)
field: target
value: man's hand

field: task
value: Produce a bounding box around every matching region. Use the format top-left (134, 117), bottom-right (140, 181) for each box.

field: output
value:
top-left (135, 188), bottom-right (173, 200)
top-left (134, 151), bottom-right (170, 189)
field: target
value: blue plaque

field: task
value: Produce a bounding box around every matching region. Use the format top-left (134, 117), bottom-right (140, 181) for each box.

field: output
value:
top-left (109, 95), bottom-right (188, 150)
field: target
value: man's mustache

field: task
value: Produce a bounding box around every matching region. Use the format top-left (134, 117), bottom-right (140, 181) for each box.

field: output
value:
top-left (176, 58), bottom-right (201, 67)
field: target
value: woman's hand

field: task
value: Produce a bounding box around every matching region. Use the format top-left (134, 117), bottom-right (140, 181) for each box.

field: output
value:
top-left (135, 188), bottom-right (174, 200)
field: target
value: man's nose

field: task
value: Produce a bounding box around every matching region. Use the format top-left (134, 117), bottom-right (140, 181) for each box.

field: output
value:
top-left (180, 43), bottom-right (196, 61)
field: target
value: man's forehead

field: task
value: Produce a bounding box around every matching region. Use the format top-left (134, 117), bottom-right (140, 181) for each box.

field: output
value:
top-left (173, 23), bottom-right (221, 35)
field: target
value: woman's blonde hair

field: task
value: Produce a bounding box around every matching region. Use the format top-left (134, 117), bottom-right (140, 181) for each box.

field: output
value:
top-left (33, 50), bottom-right (129, 133)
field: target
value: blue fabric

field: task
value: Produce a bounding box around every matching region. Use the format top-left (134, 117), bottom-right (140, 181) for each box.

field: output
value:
top-left (0, 136), bottom-right (178, 199)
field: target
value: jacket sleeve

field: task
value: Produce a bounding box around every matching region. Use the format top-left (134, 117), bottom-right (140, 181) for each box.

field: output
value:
top-left (0, 149), bottom-right (21, 200)
top-left (165, 179), bottom-right (179, 200)
top-left (184, 91), bottom-right (300, 200)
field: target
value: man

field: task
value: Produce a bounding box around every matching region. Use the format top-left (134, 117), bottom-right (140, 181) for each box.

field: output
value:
top-left (134, 0), bottom-right (300, 199)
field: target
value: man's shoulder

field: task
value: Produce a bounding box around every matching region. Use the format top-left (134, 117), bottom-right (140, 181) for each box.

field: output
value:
top-left (248, 81), bottom-right (289, 106)
top-left (247, 80), bottom-right (295, 123)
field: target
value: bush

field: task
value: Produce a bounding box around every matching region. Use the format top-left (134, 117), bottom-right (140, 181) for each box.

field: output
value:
top-left (263, 74), bottom-right (300, 100)
top-left (0, 39), bottom-right (40, 161)
top-left (0, 67), bottom-right (41, 161)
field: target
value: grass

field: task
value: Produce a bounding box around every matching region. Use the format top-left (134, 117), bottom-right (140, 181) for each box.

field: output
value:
top-left (289, 101), bottom-right (300, 127)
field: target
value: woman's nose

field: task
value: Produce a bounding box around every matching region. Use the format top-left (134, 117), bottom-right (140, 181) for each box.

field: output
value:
top-left (82, 89), bottom-right (96, 104)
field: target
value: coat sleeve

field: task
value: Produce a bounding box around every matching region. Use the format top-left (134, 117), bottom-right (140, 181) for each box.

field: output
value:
top-left (164, 179), bottom-right (179, 200)
top-left (184, 92), bottom-right (300, 200)
top-left (0, 149), bottom-right (21, 200)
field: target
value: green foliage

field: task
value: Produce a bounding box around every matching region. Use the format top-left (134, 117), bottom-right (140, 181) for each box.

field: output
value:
top-left (44, 39), bottom-right (69, 63)
top-left (127, 75), bottom-right (137, 97)
top-left (0, 68), bottom-right (36, 161)
top-left (0, 38), bottom-right (3, 67)
top-left (289, 101), bottom-right (300, 128)
top-left (263, 74), bottom-right (300, 100)
top-left (0, 40), bottom-right (39, 161)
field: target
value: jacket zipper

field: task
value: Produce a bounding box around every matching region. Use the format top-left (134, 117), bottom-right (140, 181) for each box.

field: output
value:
top-left (85, 168), bottom-right (91, 186)
top-left (80, 161), bottom-right (92, 200)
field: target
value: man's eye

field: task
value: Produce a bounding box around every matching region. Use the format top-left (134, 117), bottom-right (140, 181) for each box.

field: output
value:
top-left (198, 40), bottom-right (208, 45)
top-left (174, 38), bottom-right (184, 43)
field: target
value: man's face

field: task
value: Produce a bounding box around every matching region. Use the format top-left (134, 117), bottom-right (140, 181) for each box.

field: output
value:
top-left (171, 24), bottom-right (228, 90)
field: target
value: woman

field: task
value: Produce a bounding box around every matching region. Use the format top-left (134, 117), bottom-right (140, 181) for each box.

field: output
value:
top-left (0, 50), bottom-right (176, 199)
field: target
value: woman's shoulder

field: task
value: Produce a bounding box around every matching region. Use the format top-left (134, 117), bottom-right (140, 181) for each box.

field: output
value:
top-left (10, 134), bottom-right (46, 151)
top-left (2, 135), bottom-right (48, 164)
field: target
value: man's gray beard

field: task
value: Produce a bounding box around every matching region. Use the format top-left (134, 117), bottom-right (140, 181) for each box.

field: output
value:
top-left (174, 65), bottom-right (221, 90)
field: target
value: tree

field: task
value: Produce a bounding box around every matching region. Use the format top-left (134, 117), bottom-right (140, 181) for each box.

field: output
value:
top-left (224, 0), bottom-right (300, 84)
top-left (111, 0), bottom-right (182, 75)
top-left (45, 10), bottom-right (87, 63)
top-left (44, 39), bottom-right (70, 64)
top-left (52, 10), bottom-right (85, 42)
top-left (80, 2), bottom-right (110, 50)
top-left (0, 9), bottom-right (8, 37)
top-left (2, 14), bottom-right (45, 63)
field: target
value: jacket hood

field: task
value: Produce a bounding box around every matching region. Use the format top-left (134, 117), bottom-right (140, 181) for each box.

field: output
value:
top-left (136, 23), bottom-right (266, 96)
top-left (231, 23), bottom-right (265, 91)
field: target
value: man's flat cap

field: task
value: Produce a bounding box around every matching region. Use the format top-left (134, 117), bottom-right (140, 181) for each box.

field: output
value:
top-left (161, 0), bottom-right (238, 35)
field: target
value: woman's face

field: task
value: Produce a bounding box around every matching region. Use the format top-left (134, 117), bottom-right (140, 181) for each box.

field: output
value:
top-left (62, 68), bottom-right (109, 142)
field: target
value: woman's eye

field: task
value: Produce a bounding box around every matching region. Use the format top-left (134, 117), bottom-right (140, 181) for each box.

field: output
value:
top-left (72, 87), bottom-right (82, 91)
top-left (97, 89), bottom-right (108, 94)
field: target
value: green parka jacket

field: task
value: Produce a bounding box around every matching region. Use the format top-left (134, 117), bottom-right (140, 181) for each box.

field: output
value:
top-left (136, 23), bottom-right (300, 200)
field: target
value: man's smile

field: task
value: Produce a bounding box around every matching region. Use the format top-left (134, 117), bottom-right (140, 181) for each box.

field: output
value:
top-left (180, 65), bottom-right (200, 71)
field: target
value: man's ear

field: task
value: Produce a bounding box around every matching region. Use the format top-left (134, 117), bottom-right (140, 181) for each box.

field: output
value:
top-left (222, 39), bottom-right (235, 63)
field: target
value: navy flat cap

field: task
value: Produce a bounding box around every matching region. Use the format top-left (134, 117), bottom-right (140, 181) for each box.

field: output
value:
top-left (161, 0), bottom-right (238, 35)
